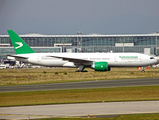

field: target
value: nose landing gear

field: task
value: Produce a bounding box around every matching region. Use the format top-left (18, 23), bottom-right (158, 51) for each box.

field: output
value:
top-left (138, 66), bottom-right (149, 72)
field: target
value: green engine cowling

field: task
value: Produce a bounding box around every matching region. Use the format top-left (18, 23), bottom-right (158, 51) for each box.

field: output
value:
top-left (91, 62), bottom-right (111, 71)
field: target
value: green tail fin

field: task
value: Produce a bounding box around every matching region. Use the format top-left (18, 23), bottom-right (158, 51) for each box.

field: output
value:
top-left (7, 30), bottom-right (35, 54)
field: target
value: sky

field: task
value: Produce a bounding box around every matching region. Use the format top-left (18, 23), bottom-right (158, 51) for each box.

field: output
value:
top-left (0, 0), bottom-right (159, 35)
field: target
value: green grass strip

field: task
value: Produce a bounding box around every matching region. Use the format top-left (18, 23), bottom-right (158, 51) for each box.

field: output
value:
top-left (1, 68), bottom-right (159, 86)
top-left (40, 114), bottom-right (159, 120)
top-left (0, 86), bottom-right (159, 107)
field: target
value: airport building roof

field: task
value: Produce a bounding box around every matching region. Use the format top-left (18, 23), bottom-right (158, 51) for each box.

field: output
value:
top-left (1, 32), bottom-right (159, 37)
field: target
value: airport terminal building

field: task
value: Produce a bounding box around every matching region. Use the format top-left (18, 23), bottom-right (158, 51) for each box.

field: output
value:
top-left (0, 32), bottom-right (159, 59)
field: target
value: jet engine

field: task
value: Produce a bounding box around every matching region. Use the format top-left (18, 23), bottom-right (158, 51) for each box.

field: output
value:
top-left (91, 62), bottom-right (111, 71)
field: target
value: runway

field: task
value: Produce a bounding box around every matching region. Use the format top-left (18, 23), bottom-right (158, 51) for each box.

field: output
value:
top-left (0, 78), bottom-right (159, 92)
top-left (0, 101), bottom-right (159, 119)
top-left (1, 78), bottom-right (159, 119)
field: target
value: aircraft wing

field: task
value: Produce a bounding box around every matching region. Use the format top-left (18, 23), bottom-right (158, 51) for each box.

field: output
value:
top-left (49, 55), bottom-right (93, 63)
top-left (5, 55), bottom-right (29, 59)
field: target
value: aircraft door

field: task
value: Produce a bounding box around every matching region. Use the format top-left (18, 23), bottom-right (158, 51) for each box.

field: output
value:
top-left (37, 56), bottom-right (41, 62)
top-left (139, 56), bottom-right (142, 62)
top-left (114, 56), bottom-right (118, 62)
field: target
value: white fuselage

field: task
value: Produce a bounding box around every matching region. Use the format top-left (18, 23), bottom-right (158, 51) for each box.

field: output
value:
top-left (15, 53), bottom-right (157, 68)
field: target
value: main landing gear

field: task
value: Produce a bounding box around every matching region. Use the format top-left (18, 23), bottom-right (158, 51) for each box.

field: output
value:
top-left (75, 65), bottom-right (88, 72)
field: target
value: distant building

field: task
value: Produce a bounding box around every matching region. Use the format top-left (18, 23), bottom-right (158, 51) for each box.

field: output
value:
top-left (0, 32), bottom-right (159, 58)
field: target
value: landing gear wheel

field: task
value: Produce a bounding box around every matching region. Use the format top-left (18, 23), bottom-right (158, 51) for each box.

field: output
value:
top-left (75, 70), bottom-right (88, 72)
top-left (142, 67), bottom-right (145, 72)
top-left (83, 70), bottom-right (88, 72)
top-left (75, 65), bottom-right (85, 72)
top-left (75, 70), bottom-right (80, 72)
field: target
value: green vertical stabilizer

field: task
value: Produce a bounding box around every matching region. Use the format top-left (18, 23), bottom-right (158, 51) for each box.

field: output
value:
top-left (7, 30), bottom-right (35, 54)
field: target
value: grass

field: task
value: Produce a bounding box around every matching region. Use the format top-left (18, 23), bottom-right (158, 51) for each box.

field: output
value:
top-left (40, 114), bottom-right (159, 120)
top-left (0, 67), bottom-right (159, 86)
top-left (0, 86), bottom-right (159, 107)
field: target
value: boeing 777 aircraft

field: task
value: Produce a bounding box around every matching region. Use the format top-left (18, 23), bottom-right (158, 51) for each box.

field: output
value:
top-left (7, 30), bottom-right (157, 72)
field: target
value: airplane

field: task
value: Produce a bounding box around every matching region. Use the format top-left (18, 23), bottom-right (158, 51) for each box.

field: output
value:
top-left (7, 30), bottom-right (158, 72)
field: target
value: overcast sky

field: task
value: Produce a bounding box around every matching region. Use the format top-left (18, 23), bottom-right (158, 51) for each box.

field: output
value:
top-left (0, 0), bottom-right (159, 35)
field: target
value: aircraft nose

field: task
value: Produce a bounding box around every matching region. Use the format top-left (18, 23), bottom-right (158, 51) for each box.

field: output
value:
top-left (155, 59), bottom-right (159, 64)
top-left (153, 57), bottom-right (159, 64)
top-left (154, 57), bottom-right (159, 63)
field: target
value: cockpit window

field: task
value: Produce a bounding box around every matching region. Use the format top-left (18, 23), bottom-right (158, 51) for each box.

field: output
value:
top-left (150, 57), bottom-right (155, 59)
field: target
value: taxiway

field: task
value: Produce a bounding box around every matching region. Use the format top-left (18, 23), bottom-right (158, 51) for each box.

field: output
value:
top-left (0, 78), bottom-right (159, 92)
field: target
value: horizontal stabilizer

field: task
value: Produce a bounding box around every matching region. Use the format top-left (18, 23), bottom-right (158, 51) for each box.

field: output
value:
top-left (5, 55), bottom-right (28, 59)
